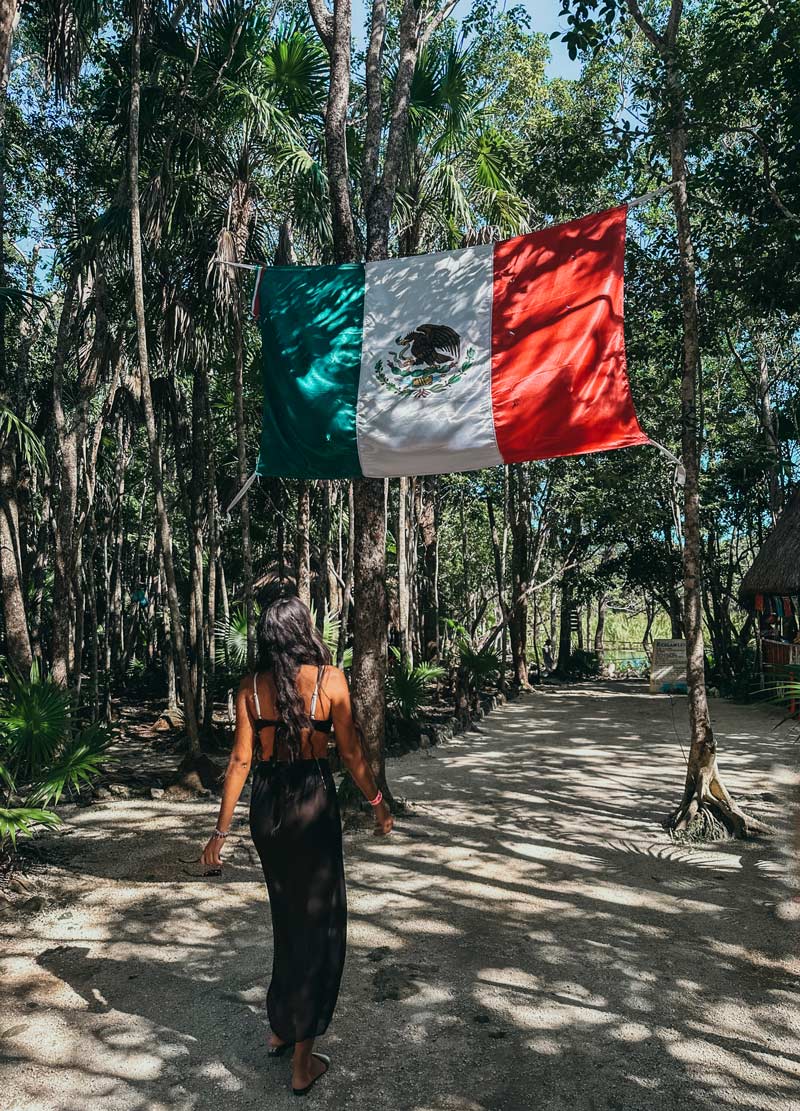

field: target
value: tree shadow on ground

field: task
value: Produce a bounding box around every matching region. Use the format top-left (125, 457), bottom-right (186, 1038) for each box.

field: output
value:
top-left (1, 682), bottom-right (798, 1111)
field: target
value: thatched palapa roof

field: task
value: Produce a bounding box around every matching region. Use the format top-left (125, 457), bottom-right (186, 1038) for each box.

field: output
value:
top-left (739, 487), bottom-right (800, 600)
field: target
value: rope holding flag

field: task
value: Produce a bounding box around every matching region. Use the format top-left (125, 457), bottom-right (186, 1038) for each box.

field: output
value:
top-left (225, 470), bottom-right (257, 519)
top-left (648, 439), bottom-right (687, 487)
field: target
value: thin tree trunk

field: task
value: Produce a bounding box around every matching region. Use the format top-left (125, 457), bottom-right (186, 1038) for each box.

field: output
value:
top-left (50, 277), bottom-right (78, 685)
top-left (296, 481), bottom-right (312, 607)
top-left (618, 0), bottom-right (769, 838)
top-left (206, 389), bottom-right (218, 729)
top-left (486, 495), bottom-right (510, 694)
top-left (418, 474), bottom-right (438, 659)
top-left (189, 364), bottom-right (207, 722)
top-left (557, 575), bottom-right (573, 674)
top-left (128, 3), bottom-right (200, 750)
top-left (85, 519), bottom-right (100, 720)
top-left (338, 481), bottom-right (355, 666)
top-left (397, 476), bottom-right (411, 665)
top-left (0, 439), bottom-right (33, 674)
top-left (756, 344), bottom-right (782, 523)
top-left (508, 464), bottom-right (530, 687)
top-left (320, 480), bottom-right (339, 614)
top-left (594, 594), bottom-right (607, 653)
top-left (351, 477), bottom-right (389, 793)
top-left (232, 305), bottom-right (255, 668)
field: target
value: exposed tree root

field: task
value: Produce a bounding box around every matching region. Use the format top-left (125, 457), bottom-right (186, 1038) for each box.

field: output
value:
top-left (669, 761), bottom-right (774, 842)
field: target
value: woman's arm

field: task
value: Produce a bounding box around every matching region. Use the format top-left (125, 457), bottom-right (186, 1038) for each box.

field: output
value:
top-left (200, 678), bottom-right (255, 869)
top-left (329, 668), bottom-right (393, 835)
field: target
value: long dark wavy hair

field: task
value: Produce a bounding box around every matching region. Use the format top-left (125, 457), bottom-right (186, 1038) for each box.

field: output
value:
top-left (255, 595), bottom-right (331, 759)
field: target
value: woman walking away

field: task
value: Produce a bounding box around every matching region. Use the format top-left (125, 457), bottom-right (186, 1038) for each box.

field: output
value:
top-left (201, 596), bottom-right (393, 1096)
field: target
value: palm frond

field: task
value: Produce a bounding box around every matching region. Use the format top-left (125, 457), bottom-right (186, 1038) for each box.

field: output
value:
top-left (0, 407), bottom-right (48, 472)
top-left (26, 725), bottom-right (114, 808)
top-left (0, 807), bottom-right (62, 848)
top-left (215, 605), bottom-right (254, 668)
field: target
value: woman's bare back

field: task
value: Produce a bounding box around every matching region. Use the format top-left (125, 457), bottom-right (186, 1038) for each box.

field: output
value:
top-left (249, 664), bottom-right (333, 761)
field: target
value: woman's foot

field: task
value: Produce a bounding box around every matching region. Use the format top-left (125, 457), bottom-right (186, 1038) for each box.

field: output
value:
top-left (268, 1033), bottom-right (294, 1057)
top-left (292, 1051), bottom-right (329, 1093)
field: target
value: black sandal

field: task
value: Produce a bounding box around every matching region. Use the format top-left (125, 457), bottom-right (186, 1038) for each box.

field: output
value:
top-left (292, 1052), bottom-right (330, 1096)
top-left (268, 1038), bottom-right (295, 1058)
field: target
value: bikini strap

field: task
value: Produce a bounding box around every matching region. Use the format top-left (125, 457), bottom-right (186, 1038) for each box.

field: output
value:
top-left (252, 671), bottom-right (262, 719)
top-left (309, 663), bottom-right (325, 720)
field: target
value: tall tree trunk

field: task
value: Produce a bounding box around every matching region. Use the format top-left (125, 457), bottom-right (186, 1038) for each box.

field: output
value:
top-left (594, 594), bottom-right (607, 653)
top-left (0, 0), bottom-right (21, 414)
top-left (128, 2), bottom-right (200, 751)
top-left (0, 442), bottom-right (32, 673)
top-left (757, 344), bottom-right (782, 524)
top-left (50, 277), bottom-right (79, 686)
top-left (662, 48), bottom-right (765, 837)
top-left (486, 494), bottom-right (510, 693)
top-left (508, 464), bottom-right (530, 687)
top-left (320, 480), bottom-right (339, 615)
top-left (351, 478), bottom-right (389, 791)
top-left (338, 481), bottom-right (355, 666)
top-left (189, 364), bottom-right (207, 722)
top-left (397, 476), bottom-right (411, 665)
top-left (232, 305), bottom-right (255, 668)
top-left (85, 518), bottom-right (100, 721)
top-left (557, 575), bottom-right (573, 674)
top-left (418, 474), bottom-right (439, 659)
top-left (205, 388), bottom-right (218, 729)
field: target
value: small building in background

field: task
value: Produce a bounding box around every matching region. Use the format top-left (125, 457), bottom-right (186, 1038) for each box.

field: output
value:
top-left (739, 487), bottom-right (800, 693)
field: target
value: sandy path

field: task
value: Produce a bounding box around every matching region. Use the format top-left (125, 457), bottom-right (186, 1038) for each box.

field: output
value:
top-left (1, 681), bottom-right (798, 1111)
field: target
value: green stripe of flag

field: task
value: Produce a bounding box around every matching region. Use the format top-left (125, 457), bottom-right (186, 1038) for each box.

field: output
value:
top-left (255, 263), bottom-right (365, 479)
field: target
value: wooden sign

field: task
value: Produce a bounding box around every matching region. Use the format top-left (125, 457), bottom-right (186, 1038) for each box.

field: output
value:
top-left (649, 639), bottom-right (687, 693)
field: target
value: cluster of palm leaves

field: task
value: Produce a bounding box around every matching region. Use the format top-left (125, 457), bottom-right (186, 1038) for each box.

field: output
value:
top-left (214, 602), bottom-right (351, 670)
top-left (386, 647), bottom-right (447, 722)
top-left (457, 639), bottom-right (501, 691)
top-left (0, 663), bottom-right (115, 848)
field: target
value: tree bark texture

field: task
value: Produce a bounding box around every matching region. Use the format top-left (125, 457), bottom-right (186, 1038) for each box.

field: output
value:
top-left (128, 3), bottom-right (200, 751)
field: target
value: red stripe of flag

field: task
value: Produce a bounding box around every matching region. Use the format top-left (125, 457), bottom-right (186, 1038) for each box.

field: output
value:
top-left (490, 205), bottom-right (648, 463)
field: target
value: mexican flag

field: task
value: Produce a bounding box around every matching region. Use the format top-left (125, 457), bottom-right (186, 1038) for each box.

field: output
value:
top-left (251, 204), bottom-right (649, 479)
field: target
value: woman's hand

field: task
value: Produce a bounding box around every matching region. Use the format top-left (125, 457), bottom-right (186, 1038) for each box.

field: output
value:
top-left (200, 833), bottom-right (225, 872)
top-left (373, 800), bottom-right (393, 836)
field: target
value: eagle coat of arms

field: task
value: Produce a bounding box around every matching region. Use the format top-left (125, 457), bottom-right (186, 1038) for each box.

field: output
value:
top-left (374, 323), bottom-right (476, 398)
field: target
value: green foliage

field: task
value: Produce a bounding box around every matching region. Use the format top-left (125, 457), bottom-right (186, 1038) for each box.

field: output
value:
top-left (0, 664), bottom-right (115, 848)
top-left (386, 648), bottom-right (446, 721)
top-left (0, 405), bottom-right (48, 472)
top-left (310, 603), bottom-right (352, 669)
top-left (215, 606), bottom-right (253, 670)
top-left (216, 602), bottom-right (352, 671)
top-left (457, 640), bottom-right (501, 688)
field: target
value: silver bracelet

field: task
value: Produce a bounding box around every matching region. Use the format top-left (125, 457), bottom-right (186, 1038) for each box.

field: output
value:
top-left (212, 828), bottom-right (229, 838)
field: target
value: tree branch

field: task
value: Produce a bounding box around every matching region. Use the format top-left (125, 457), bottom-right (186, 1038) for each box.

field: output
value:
top-left (419, 0), bottom-right (459, 46)
top-left (362, 0), bottom-right (388, 210)
top-left (624, 0), bottom-right (666, 53)
top-left (366, 0), bottom-right (420, 258)
top-left (307, 0), bottom-right (333, 54)
top-left (480, 558), bottom-right (577, 651)
top-left (665, 0), bottom-right (683, 48)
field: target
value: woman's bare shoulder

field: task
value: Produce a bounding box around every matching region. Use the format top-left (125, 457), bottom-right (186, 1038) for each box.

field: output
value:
top-left (322, 664), bottom-right (348, 692)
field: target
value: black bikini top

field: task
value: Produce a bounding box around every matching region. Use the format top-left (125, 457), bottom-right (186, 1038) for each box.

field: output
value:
top-left (251, 664), bottom-right (334, 735)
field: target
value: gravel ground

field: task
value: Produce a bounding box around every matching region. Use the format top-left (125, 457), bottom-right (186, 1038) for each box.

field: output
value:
top-left (1, 681), bottom-right (798, 1111)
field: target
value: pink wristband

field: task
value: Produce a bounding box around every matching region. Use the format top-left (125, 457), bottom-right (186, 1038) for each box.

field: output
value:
top-left (368, 790), bottom-right (383, 807)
